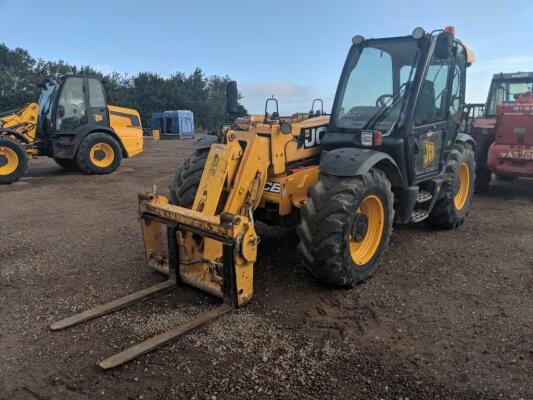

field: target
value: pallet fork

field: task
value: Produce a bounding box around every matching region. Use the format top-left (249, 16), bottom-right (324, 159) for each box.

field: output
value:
top-left (51, 135), bottom-right (266, 369)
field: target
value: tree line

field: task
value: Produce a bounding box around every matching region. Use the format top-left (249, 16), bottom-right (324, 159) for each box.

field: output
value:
top-left (0, 43), bottom-right (246, 130)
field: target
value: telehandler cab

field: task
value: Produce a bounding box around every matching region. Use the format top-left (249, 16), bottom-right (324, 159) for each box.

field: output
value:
top-left (469, 72), bottom-right (533, 191)
top-left (52, 27), bottom-right (476, 369)
top-left (0, 75), bottom-right (144, 184)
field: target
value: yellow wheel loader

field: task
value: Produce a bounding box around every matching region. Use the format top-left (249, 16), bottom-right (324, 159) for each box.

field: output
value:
top-left (52, 27), bottom-right (476, 369)
top-left (0, 75), bottom-right (144, 184)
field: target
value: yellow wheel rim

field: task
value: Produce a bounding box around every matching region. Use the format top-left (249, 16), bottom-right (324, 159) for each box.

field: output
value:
top-left (349, 194), bottom-right (385, 266)
top-left (454, 162), bottom-right (470, 210)
top-left (0, 146), bottom-right (19, 176)
top-left (89, 143), bottom-right (114, 168)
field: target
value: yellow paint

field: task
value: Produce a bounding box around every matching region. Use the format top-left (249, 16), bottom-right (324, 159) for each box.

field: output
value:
top-left (423, 140), bottom-right (436, 168)
top-left (108, 105), bottom-right (144, 158)
top-left (89, 142), bottom-right (114, 168)
top-left (349, 195), bottom-right (385, 265)
top-left (0, 103), bottom-right (38, 143)
top-left (260, 166), bottom-right (319, 215)
top-left (152, 129), bottom-right (160, 141)
top-left (454, 162), bottom-right (470, 210)
top-left (0, 146), bottom-right (19, 175)
top-left (139, 112), bottom-right (330, 306)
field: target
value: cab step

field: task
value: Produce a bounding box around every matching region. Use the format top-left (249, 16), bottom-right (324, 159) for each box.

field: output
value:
top-left (410, 209), bottom-right (429, 223)
top-left (416, 190), bottom-right (432, 203)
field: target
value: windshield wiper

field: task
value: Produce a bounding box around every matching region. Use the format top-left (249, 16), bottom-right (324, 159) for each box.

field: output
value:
top-left (363, 83), bottom-right (408, 130)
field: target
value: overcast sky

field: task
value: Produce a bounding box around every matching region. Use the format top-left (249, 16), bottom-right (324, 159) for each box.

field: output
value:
top-left (1, 0), bottom-right (532, 114)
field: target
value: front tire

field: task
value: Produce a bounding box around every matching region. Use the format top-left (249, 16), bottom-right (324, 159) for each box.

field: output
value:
top-left (0, 136), bottom-right (29, 184)
top-left (297, 168), bottom-right (394, 287)
top-left (169, 148), bottom-right (209, 206)
top-left (76, 133), bottom-right (122, 175)
top-left (426, 142), bottom-right (475, 229)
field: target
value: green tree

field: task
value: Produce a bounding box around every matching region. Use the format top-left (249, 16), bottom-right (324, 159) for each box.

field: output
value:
top-left (0, 43), bottom-right (246, 130)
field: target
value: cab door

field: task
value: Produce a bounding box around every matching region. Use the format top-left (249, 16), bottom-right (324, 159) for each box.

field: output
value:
top-left (55, 76), bottom-right (89, 134)
top-left (87, 77), bottom-right (109, 127)
top-left (409, 46), bottom-right (454, 181)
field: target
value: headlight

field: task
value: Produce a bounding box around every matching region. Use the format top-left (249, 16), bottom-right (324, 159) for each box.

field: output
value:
top-left (361, 130), bottom-right (373, 146)
top-left (412, 27), bottom-right (425, 39)
top-left (352, 35), bottom-right (365, 45)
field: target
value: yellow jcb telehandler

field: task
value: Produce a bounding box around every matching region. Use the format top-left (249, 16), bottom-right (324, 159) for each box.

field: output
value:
top-left (0, 74), bottom-right (144, 184)
top-left (52, 27), bottom-right (476, 369)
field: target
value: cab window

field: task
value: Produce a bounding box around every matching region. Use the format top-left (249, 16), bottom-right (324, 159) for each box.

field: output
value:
top-left (88, 78), bottom-right (106, 108)
top-left (415, 52), bottom-right (451, 125)
top-left (447, 45), bottom-right (466, 147)
top-left (56, 77), bottom-right (87, 132)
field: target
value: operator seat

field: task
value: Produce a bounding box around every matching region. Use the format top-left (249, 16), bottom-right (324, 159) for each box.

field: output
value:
top-left (416, 80), bottom-right (436, 124)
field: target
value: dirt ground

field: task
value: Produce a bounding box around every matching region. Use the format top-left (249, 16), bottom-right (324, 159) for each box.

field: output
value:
top-left (1, 139), bottom-right (532, 400)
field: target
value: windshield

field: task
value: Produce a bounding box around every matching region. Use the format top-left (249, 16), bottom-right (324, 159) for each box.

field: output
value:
top-left (333, 37), bottom-right (420, 131)
top-left (487, 79), bottom-right (533, 115)
top-left (37, 81), bottom-right (57, 129)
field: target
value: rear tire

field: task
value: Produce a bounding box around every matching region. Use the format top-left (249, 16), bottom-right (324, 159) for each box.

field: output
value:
top-left (297, 168), bottom-right (394, 287)
top-left (426, 142), bottom-right (475, 229)
top-left (474, 134), bottom-right (492, 193)
top-left (54, 158), bottom-right (79, 171)
top-left (0, 136), bottom-right (29, 184)
top-left (76, 132), bottom-right (122, 175)
top-left (169, 148), bottom-right (209, 206)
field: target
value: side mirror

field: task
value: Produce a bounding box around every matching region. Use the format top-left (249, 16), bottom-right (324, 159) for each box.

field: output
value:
top-left (226, 81), bottom-right (238, 114)
top-left (435, 31), bottom-right (452, 59)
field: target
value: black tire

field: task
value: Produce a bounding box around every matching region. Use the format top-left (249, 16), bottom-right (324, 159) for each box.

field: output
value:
top-left (169, 148), bottom-right (209, 206)
top-left (54, 158), bottom-right (79, 171)
top-left (297, 168), bottom-right (394, 287)
top-left (474, 134), bottom-right (492, 193)
top-left (0, 135), bottom-right (29, 184)
top-left (76, 132), bottom-right (122, 175)
top-left (426, 142), bottom-right (475, 229)
top-left (475, 169), bottom-right (491, 193)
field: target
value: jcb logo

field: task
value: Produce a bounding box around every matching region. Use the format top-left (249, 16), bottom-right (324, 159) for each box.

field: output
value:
top-left (264, 181), bottom-right (281, 194)
top-left (302, 126), bottom-right (327, 149)
top-left (423, 141), bottom-right (436, 168)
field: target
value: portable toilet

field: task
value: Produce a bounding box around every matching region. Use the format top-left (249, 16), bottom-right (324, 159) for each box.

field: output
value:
top-left (151, 110), bottom-right (195, 139)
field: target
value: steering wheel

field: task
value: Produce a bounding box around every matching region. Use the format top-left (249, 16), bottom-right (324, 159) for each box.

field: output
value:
top-left (376, 94), bottom-right (393, 108)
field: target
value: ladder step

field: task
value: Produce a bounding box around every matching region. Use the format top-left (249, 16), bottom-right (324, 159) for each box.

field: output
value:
top-left (416, 190), bottom-right (432, 203)
top-left (411, 209), bottom-right (429, 223)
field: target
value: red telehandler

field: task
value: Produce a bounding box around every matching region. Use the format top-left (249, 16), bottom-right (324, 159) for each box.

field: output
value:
top-left (470, 72), bottom-right (533, 191)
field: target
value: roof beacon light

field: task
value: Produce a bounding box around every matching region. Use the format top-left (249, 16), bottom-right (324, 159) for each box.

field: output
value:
top-left (444, 26), bottom-right (456, 37)
top-left (412, 27), bottom-right (425, 39)
top-left (352, 35), bottom-right (365, 45)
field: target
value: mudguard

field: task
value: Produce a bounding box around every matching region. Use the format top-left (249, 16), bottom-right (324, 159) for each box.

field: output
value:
top-left (456, 132), bottom-right (476, 150)
top-left (195, 134), bottom-right (219, 149)
top-left (320, 147), bottom-right (404, 187)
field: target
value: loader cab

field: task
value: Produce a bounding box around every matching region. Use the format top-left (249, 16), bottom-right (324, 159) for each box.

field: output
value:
top-left (35, 74), bottom-right (144, 170)
top-left (37, 75), bottom-right (109, 142)
top-left (323, 27), bottom-right (470, 186)
top-left (485, 72), bottom-right (533, 116)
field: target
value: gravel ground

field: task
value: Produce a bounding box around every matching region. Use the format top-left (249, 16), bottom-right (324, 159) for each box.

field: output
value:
top-left (1, 139), bottom-right (532, 399)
